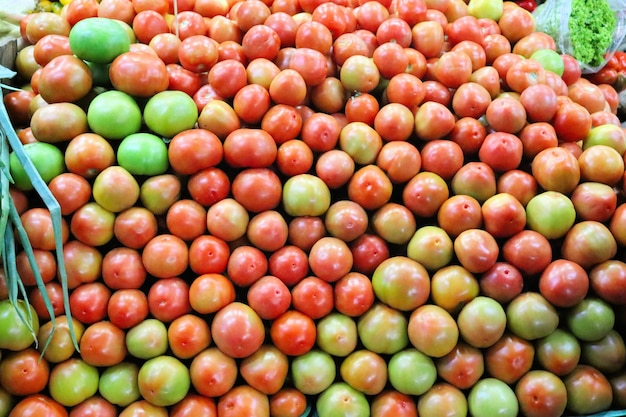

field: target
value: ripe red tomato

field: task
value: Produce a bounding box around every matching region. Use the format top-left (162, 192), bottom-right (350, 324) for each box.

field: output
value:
top-left (270, 310), bottom-right (317, 356)
top-left (147, 277), bottom-right (192, 323)
top-left (0, 348), bottom-right (50, 396)
top-left (8, 394), bottom-right (68, 417)
top-left (79, 321), bottom-right (127, 367)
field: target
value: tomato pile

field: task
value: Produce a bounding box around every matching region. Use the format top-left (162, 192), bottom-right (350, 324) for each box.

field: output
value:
top-left (2, 0), bottom-right (626, 416)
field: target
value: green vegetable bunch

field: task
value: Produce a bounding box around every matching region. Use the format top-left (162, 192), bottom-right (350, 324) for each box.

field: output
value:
top-left (534, 0), bottom-right (626, 73)
top-left (1, 63), bottom-right (79, 354)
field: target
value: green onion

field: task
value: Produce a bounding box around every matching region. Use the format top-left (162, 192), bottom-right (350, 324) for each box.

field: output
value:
top-left (1, 63), bottom-right (79, 354)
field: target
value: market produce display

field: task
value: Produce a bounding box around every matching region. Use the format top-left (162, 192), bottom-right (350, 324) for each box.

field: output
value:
top-left (1, 0), bottom-right (626, 416)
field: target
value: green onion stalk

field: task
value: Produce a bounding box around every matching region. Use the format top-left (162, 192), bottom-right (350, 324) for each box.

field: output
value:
top-left (1, 63), bottom-right (79, 354)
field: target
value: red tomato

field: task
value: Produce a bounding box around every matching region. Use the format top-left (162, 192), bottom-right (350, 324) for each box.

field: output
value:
top-left (21, 208), bottom-right (69, 251)
top-left (291, 276), bottom-right (334, 319)
top-left (168, 314), bottom-right (212, 360)
top-left (170, 394), bottom-right (216, 417)
top-left (166, 199), bottom-right (207, 242)
top-left (107, 289), bottom-right (149, 329)
top-left (48, 173), bottom-right (91, 216)
top-left (190, 348), bottom-right (238, 398)
top-left (132, 10), bottom-right (170, 44)
top-left (109, 51), bottom-right (169, 97)
top-left (37, 54), bottom-right (92, 104)
top-left (270, 310), bottom-right (317, 356)
top-left (69, 282), bottom-right (111, 325)
top-left (113, 207), bottom-right (158, 250)
top-left (29, 282), bottom-right (65, 321)
top-left (420, 140), bottom-right (465, 181)
top-left (8, 394), bottom-right (67, 417)
top-left (0, 348), bottom-right (50, 396)
top-left (98, 0), bottom-right (136, 25)
top-left (147, 277), bottom-right (192, 323)
top-left (226, 245), bottom-right (269, 287)
top-left (211, 302), bottom-right (266, 358)
top-left (189, 273), bottom-right (236, 315)
top-left (217, 386), bottom-right (270, 417)
top-left (223, 129), bottom-right (277, 168)
top-left (178, 35), bottom-right (218, 73)
top-left (141, 234), bottom-right (189, 279)
top-left (16, 249), bottom-right (56, 287)
top-left (79, 321), bottom-right (127, 367)
top-left (247, 275), bottom-right (292, 320)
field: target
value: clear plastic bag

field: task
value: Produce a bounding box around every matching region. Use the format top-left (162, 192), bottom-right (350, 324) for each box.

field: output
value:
top-left (533, 0), bottom-right (626, 74)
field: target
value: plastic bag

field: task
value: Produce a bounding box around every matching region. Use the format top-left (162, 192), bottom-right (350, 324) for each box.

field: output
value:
top-left (533, 0), bottom-right (626, 74)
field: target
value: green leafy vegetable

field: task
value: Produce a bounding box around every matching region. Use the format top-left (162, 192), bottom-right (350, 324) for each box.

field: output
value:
top-left (568, 0), bottom-right (617, 67)
top-left (1, 64), bottom-right (80, 354)
top-left (534, 0), bottom-right (622, 72)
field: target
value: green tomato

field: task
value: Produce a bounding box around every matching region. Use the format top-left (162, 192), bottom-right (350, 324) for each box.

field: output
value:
top-left (85, 61), bottom-right (111, 87)
top-left (291, 349), bottom-right (337, 395)
top-left (138, 355), bottom-right (190, 407)
top-left (316, 382), bottom-right (370, 417)
top-left (567, 297), bottom-right (615, 342)
top-left (525, 191), bottom-right (576, 240)
top-left (49, 358), bottom-right (100, 407)
top-left (99, 362), bottom-right (141, 407)
top-left (0, 386), bottom-right (14, 417)
top-left (125, 319), bottom-right (169, 360)
top-left (69, 17), bottom-right (131, 64)
top-left (282, 174), bottom-right (331, 217)
top-left (530, 49), bottom-right (565, 77)
top-left (387, 348), bottom-right (437, 396)
top-left (467, 0), bottom-right (503, 21)
top-left (117, 133), bottom-right (169, 176)
top-left (468, 378), bottom-right (519, 417)
top-left (9, 142), bottom-right (65, 191)
top-left (87, 90), bottom-right (142, 140)
top-left (143, 91), bottom-right (199, 138)
top-left (0, 299), bottom-right (39, 351)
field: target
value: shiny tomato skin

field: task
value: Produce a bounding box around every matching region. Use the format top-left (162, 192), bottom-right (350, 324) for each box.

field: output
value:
top-left (271, 310), bottom-right (317, 356)
top-left (8, 394), bottom-right (68, 417)
top-left (109, 51), bottom-right (169, 97)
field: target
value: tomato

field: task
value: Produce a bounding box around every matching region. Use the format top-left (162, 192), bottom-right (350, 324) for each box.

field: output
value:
top-left (226, 245), bottom-right (269, 287)
top-left (223, 129), bottom-right (277, 168)
top-left (25, 12), bottom-right (71, 44)
top-left (101, 247), bottom-right (146, 290)
top-left (189, 347), bottom-right (237, 398)
top-left (170, 394), bottom-right (217, 417)
top-left (291, 276), bottom-right (334, 319)
top-left (0, 348), bottom-right (49, 396)
top-left (79, 321), bottom-right (127, 367)
top-left (147, 277), bottom-right (192, 323)
top-left (69, 282), bottom-right (111, 325)
top-left (485, 97), bottom-right (526, 135)
top-left (132, 10), bottom-right (169, 44)
top-left (107, 289), bottom-right (149, 329)
top-left (143, 90), bottom-right (199, 138)
top-left (67, 17), bottom-right (130, 66)
top-left (113, 207), bottom-right (158, 250)
top-left (8, 394), bottom-right (68, 417)
top-left (217, 385), bottom-right (270, 417)
top-left (109, 51), bottom-right (169, 97)
top-left (59, 241), bottom-right (101, 291)
top-left (271, 310), bottom-right (317, 356)
top-left (233, 83), bottom-right (272, 125)
top-left (211, 302), bottom-right (266, 358)
top-left (29, 282), bottom-right (65, 321)
top-left (98, 0), bottom-right (136, 24)
top-left (168, 314), bottom-right (212, 360)
top-left (142, 234), bottom-right (189, 279)
top-left (270, 388), bottom-right (308, 417)
top-left (420, 140), bottom-right (464, 181)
